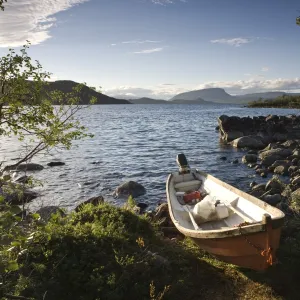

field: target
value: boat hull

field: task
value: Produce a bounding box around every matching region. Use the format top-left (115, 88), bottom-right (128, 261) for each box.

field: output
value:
top-left (190, 227), bottom-right (281, 270)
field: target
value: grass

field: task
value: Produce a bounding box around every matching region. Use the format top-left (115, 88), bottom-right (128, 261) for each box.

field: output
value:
top-left (248, 95), bottom-right (300, 108)
top-left (1, 202), bottom-right (300, 300)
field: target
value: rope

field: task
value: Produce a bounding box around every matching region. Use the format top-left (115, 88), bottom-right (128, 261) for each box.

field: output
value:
top-left (261, 247), bottom-right (273, 266)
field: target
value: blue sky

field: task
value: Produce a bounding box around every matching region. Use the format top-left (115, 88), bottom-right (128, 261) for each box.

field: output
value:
top-left (0, 0), bottom-right (300, 99)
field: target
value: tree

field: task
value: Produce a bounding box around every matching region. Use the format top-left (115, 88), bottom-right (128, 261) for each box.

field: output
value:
top-left (0, 0), bottom-right (7, 11)
top-left (0, 42), bottom-right (95, 171)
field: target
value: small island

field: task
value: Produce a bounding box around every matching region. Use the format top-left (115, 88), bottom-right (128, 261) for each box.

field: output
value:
top-left (248, 95), bottom-right (300, 108)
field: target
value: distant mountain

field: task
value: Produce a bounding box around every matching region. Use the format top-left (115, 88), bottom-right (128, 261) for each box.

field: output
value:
top-left (170, 97), bottom-right (211, 104)
top-left (129, 97), bottom-right (211, 104)
top-left (129, 97), bottom-right (169, 104)
top-left (170, 88), bottom-right (300, 104)
top-left (46, 81), bottom-right (130, 105)
top-left (170, 88), bottom-right (234, 103)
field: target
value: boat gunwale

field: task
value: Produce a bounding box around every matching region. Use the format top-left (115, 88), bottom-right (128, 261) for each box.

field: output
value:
top-left (166, 169), bottom-right (285, 239)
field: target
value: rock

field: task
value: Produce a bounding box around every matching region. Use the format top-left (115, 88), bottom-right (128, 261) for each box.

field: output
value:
top-left (269, 160), bottom-right (291, 172)
top-left (215, 126), bottom-right (220, 131)
top-left (261, 143), bottom-right (280, 152)
top-left (248, 150), bottom-right (258, 155)
top-left (260, 148), bottom-right (292, 167)
top-left (274, 165), bottom-right (289, 176)
top-left (293, 149), bottom-right (300, 157)
top-left (154, 203), bottom-right (172, 227)
top-left (47, 161), bottom-right (65, 167)
top-left (261, 172), bottom-right (268, 178)
top-left (1, 185), bottom-right (39, 205)
top-left (232, 136), bottom-right (266, 149)
top-left (250, 181), bottom-right (257, 188)
top-left (251, 183), bottom-right (266, 197)
top-left (242, 154), bottom-right (258, 164)
top-left (266, 115), bottom-right (279, 122)
top-left (220, 156), bottom-right (227, 161)
top-left (224, 131), bottom-right (244, 142)
top-left (114, 181), bottom-right (146, 198)
top-left (259, 148), bottom-right (292, 160)
top-left (273, 133), bottom-right (288, 142)
top-left (248, 163), bottom-right (257, 168)
top-left (265, 178), bottom-right (283, 193)
top-left (15, 175), bottom-right (31, 184)
top-left (263, 194), bottom-right (282, 206)
top-left (146, 251), bottom-right (170, 267)
top-left (254, 164), bottom-right (262, 170)
top-left (289, 166), bottom-right (299, 175)
top-left (232, 159), bottom-right (239, 164)
top-left (75, 196), bottom-right (104, 212)
top-left (292, 176), bottom-right (300, 186)
top-left (255, 168), bottom-right (265, 175)
top-left (282, 140), bottom-right (298, 149)
top-left (136, 202), bottom-right (149, 213)
top-left (261, 155), bottom-right (282, 167)
top-left (5, 163), bottom-right (44, 172)
top-left (292, 158), bottom-right (299, 165)
top-left (35, 206), bottom-right (66, 222)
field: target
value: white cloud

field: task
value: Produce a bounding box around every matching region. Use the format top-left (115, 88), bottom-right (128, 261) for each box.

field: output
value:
top-left (151, 0), bottom-right (187, 5)
top-left (133, 47), bottom-right (164, 54)
top-left (104, 78), bottom-right (300, 99)
top-left (261, 67), bottom-right (269, 72)
top-left (196, 78), bottom-right (300, 94)
top-left (0, 0), bottom-right (89, 47)
top-left (210, 37), bottom-right (252, 47)
top-left (122, 40), bottom-right (161, 44)
top-left (104, 84), bottom-right (188, 99)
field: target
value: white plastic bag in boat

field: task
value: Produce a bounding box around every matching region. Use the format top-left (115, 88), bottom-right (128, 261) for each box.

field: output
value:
top-left (215, 204), bottom-right (229, 219)
top-left (192, 195), bottom-right (229, 223)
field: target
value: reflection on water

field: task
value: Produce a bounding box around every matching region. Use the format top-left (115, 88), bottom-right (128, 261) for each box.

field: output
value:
top-left (0, 104), bottom-right (298, 210)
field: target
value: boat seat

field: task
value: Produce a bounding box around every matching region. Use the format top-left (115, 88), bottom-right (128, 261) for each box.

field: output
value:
top-left (174, 180), bottom-right (202, 192)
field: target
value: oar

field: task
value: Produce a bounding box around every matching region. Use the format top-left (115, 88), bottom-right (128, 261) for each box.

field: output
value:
top-left (182, 205), bottom-right (200, 230)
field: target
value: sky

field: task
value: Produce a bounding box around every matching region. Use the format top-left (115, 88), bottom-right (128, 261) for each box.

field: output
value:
top-left (0, 0), bottom-right (300, 99)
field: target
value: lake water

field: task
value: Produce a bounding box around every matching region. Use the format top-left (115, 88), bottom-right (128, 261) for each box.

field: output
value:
top-left (1, 104), bottom-right (298, 211)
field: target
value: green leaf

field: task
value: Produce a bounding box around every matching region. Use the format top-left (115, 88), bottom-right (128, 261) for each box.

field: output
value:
top-left (11, 241), bottom-right (21, 247)
top-left (7, 261), bottom-right (19, 272)
top-left (9, 205), bottom-right (22, 215)
top-left (31, 213), bottom-right (40, 220)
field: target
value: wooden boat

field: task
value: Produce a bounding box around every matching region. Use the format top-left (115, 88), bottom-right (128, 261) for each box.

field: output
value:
top-left (166, 154), bottom-right (285, 271)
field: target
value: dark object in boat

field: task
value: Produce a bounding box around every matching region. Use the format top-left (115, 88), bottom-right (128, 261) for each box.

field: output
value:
top-left (176, 153), bottom-right (190, 174)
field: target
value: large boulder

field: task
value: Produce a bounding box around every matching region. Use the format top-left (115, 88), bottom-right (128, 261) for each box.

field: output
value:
top-left (35, 206), bottom-right (66, 222)
top-left (265, 177), bottom-right (284, 193)
top-left (232, 136), bottom-right (266, 149)
top-left (259, 148), bottom-right (293, 160)
top-left (242, 154), bottom-right (258, 164)
top-left (47, 161), bottom-right (65, 167)
top-left (259, 148), bottom-right (293, 166)
top-left (274, 165), bottom-right (289, 176)
top-left (263, 194), bottom-right (282, 206)
top-left (75, 196), bottom-right (104, 212)
top-left (0, 185), bottom-right (38, 205)
top-left (269, 160), bottom-right (291, 172)
top-left (223, 131), bottom-right (244, 142)
top-left (5, 163), bottom-right (44, 172)
top-left (273, 133), bottom-right (288, 142)
top-left (114, 181), bottom-right (146, 198)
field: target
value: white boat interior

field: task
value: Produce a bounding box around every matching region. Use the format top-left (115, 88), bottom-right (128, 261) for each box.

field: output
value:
top-left (168, 170), bottom-right (282, 231)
